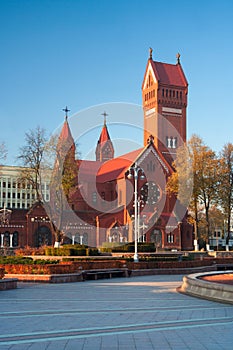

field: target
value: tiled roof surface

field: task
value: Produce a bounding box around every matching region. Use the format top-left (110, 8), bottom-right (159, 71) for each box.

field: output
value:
top-left (77, 142), bottom-right (173, 184)
top-left (98, 124), bottom-right (111, 144)
top-left (152, 60), bottom-right (187, 87)
top-left (97, 148), bottom-right (144, 183)
top-left (59, 120), bottom-right (74, 142)
top-left (77, 160), bottom-right (103, 180)
top-left (56, 119), bottom-right (75, 154)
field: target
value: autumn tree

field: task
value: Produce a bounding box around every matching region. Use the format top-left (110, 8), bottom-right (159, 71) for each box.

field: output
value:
top-left (218, 143), bottom-right (233, 246)
top-left (167, 135), bottom-right (219, 245)
top-left (196, 143), bottom-right (219, 242)
top-left (198, 205), bottom-right (224, 248)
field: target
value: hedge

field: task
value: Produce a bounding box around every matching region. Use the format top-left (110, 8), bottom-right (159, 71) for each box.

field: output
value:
top-left (112, 243), bottom-right (156, 253)
top-left (45, 245), bottom-right (99, 257)
top-left (0, 256), bottom-right (59, 265)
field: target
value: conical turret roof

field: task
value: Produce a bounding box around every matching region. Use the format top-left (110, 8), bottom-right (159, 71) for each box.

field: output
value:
top-left (97, 122), bottom-right (111, 145)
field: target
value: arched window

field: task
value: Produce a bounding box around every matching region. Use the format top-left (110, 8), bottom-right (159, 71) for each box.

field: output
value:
top-left (150, 230), bottom-right (162, 248)
top-left (3, 231), bottom-right (10, 247)
top-left (13, 231), bottom-right (19, 247)
top-left (75, 233), bottom-right (88, 245)
top-left (35, 225), bottom-right (52, 247)
top-left (172, 137), bottom-right (177, 149)
top-left (167, 233), bottom-right (174, 243)
top-left (83, 233), bottom-right (88, 245)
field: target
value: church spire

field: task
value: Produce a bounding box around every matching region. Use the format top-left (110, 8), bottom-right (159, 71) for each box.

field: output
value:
top-left (58, 106), bottom-right (73, 145)
top-left (56, 106), bottom-right (76, 162)
top-left (95, 112), bottom-right (114, 162)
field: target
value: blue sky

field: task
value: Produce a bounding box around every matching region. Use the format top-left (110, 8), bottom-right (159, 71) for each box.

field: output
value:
top-left (1, 0), bottom-right (233, 165)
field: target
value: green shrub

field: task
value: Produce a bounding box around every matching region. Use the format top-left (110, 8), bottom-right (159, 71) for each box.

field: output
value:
top-left (137, 243), bottom-right (156, 252)
top-left (101, 242), bottom-right (125, 248)
top-left (0, 256), bottom-right (34, 264)
top-left (33, 259), bottom-right (59, 265)
top-left (73, 248), bottom-right (87, 256)
top-left (99, 247), bottom-right (112, 253)
top-left (112, 244), bottom-right (134, 252)
top-left (86, 248), bottom-right (99, 256)
top-left (111, 243), bottom-right (155, 253)
top-left (45, 246), bottom-right (87, 256)
top-left (0, 256), bottom-right (59, 265)
top-left (45, 247), bottom-right (52, 256)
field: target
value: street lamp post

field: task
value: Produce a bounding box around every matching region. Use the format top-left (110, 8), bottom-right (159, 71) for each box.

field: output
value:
top-left (127, 163), bottom-right (145, 262)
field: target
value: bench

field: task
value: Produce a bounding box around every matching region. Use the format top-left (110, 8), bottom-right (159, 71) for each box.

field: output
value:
top-left (82, 268), bottom-right (129, 280)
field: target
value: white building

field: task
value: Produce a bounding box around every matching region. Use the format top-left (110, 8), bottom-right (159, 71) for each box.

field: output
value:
top-left (0, 165), bottom-right (50, 209)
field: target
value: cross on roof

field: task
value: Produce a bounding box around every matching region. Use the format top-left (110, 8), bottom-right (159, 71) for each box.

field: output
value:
top-left (101, 111), bottom-right (108, 125)
top-left (62, 106), bottom-right (70, 120)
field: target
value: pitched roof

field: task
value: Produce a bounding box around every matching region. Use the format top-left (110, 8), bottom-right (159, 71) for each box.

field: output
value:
top-left (59, 119), bottom-right (74, 143)
top-left (97, 124), bottom-right (111, 145)
top-left (152, 60), bottom-right (187, 87)
top-left (143, 58), bottom-right (188, 88)
top-left (96, 139), bottom-right (174, 183)
top-left (56, 118), bottom-right (75, 155)
top-left (97, 148), bottom-right (144, 183)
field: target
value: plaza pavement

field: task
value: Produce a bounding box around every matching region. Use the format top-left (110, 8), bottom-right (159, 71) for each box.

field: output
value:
top-left (0, 274), bottom-right (233, 350)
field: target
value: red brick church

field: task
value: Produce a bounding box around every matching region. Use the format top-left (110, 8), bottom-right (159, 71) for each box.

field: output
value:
top-left (0, 50), bottom-right (193, 251)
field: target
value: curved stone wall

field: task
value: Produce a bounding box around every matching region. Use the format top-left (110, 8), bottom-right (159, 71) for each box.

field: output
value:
top-left (178, 271), bottom-right (233, 305)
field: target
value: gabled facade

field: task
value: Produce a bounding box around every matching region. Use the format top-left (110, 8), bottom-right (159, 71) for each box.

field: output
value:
top-left (88, 137), bottom-right (192, 250)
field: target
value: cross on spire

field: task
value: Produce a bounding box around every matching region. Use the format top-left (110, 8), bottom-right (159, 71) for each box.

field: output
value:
top-left (62, 106), bottom-right (70, 120)
top-left (101, 111), bottom-right (108, 126)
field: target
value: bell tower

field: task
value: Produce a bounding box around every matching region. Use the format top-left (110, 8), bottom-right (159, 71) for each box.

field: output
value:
top-left (95, 112), bottom-right (114, 162)
top-left (142, 49), bottom-right (188, 166)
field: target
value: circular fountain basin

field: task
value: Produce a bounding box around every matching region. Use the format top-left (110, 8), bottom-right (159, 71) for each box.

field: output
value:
top-left (178, 271), bottom-right (233, 305)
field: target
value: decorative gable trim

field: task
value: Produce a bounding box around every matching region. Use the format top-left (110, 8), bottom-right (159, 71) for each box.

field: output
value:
top-left (135, 146), bottom-right (169, 174)
top-left (143, 62), bottom-right (157, 90)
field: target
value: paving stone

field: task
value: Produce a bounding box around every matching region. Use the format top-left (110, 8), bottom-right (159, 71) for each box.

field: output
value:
top-left (0, 275), bottom-right (233, 350)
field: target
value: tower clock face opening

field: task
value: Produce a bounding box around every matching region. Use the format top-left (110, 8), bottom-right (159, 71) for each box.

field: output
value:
top-left (140, 181), bottom-right (161, 206)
